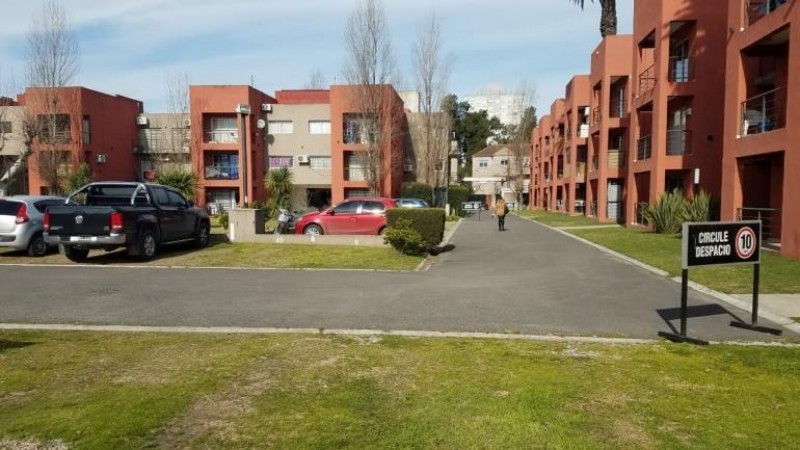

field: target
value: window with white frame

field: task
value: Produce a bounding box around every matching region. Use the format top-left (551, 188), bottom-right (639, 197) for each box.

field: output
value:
top-left (500, 158), bottom-right (509, 165)
top-left (269, 155), bottom-right (293, 168)
top-left (308, 120), bottom-right (331, 134)
top-left (310, 156), bottom-right (331, 169)
top-left (269, 121), bottom-right (294, 134)
top-left (478, 158), bottom-right (489, 168)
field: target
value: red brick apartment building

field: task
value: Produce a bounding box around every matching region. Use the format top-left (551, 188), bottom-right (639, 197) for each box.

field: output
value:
top-left (20, 87), bottom-right (142, 194)
top-left (329, 85), bottom-right (405, 203)
top-left (722, 0), bottom-right (800, 258)
top-left (189, 85), bottom-right (276, 209)
top-left (560, 75), bottom-right (591, 216)
top-left (588, 35), bottom-right (633, 222)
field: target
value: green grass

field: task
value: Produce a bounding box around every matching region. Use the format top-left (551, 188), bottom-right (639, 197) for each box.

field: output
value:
top-left (517, 209), bottom-right (605, 227)
top-left (1, 330), bottom-right (799, 449)
top-left (569, 227), bottom-right (800, 294)
top-left (0, 239), bottom-right (423, 271)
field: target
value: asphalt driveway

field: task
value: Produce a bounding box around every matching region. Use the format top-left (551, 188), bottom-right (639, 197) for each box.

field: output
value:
top-left (0, 214), bottom-right (791, 341)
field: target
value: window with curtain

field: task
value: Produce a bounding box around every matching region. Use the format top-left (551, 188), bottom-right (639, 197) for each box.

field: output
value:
top-left (309, 120), bottom-right (331, 134)
top-left (310, 156), bottom-right (331, 169)
top-left (269, 155), bottom-right (293, 168)
top-left (269, 121), bottom-right (294, 134)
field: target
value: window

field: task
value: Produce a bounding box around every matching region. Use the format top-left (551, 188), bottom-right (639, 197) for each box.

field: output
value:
top-left (310, 156), bottom-right (331, 169)
top-left (0, 121), bottom-right (11, 134)
top-left (500, 158), bottom-right (509, 166)
top-left (309, 120), bottom-right (331, 134)
top-left (208, 117), bottom-right (238, 143)
top-left (333, 201), bottom-right (361, 214)
top-left (269, 121), bottom-right (294, 134)
top-left (37, 114), bottom-right (71, 143)
top-left (82, 116), bottom-right (91, 144)
top-left (153, 187), bottom-right (170, 206)
top-left (205, 154), bottom-right (239, 180)
top-left (167, 190), bottom-right (188, 208)
top-left (478, 159), bottom-right (489, 168)
top-left (269, 156), bottom-right (293, 168)
top-left (361, 201), bottom-right (386, 214)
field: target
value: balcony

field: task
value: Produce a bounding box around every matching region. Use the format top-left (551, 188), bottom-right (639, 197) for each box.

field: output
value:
top-left (591, 155), bottom-right (599, 171)
top-left (138, 129), bottom-right (190, 154)
top-left (592, 107), bottom-right (601, 126)
top-left (745, 0), bottom-right (788, 26)
top-left (637, 135), bottom-right (652, 161)
top-left (609, 98), bottom-right (625, 118)
top-left (607, 149), bottom-right (625, 169)
top-left (204, 165), bottom-right (239, 180)
top-left (204, 130), bottom-right (238, 144)
top-left (637, 64), bottom-right (656, 98)
top-left (741, 87), bottom-right (785, 136)
top-left (576, 162), bottom-right (586, 178)
top-left (666, 130), bottom-right (692, 155)
top-left (668, 57), bottom-right (692, 83)
top-left (39, 130), bottom-right (71, 145)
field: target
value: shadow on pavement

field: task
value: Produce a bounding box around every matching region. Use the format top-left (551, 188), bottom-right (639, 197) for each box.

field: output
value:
top-left (657, 303), bottom-right (745, 335)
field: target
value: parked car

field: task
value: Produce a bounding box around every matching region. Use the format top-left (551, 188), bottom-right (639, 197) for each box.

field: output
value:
top-left (394, 198), bottom-right (430, 208)
top-left (295, 197), bottom-right (395, 236)
top-left (0, 195), bottom-right (67, 256)
top-left (44, 182), bottom-right (210, 262)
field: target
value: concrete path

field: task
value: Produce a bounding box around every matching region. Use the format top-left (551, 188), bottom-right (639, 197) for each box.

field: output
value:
top-left (0, 214), bottom-right (794, 341)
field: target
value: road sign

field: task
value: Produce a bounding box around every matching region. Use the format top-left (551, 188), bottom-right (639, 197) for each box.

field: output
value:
top-left (682, 221), bottom-right (761, 269)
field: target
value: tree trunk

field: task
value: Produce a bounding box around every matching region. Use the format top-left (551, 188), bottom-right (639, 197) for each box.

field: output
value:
top-left (0, 149), bottom-right (31, 196)
top-left (600, 0), bottom-right (617, 37)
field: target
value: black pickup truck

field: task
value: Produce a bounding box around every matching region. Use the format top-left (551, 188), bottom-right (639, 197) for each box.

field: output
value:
top-left (44, 182), bottom-right (210, 262)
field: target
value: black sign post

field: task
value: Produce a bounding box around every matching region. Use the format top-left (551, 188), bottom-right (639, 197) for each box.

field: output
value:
top-left (658, 220), bottom-right (780, 344)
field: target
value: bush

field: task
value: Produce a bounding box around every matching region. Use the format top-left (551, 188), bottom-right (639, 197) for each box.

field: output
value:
top-left (447, 185), bottom-right (470, 215)
top-left (401, 182), bottom-right (433, 205)
top-left (643, 189), bottom-right (687, 235)
top-left (219, 212), bottom-right (229, 230)
top-left (685, 189), bottom-right (712, 223)
top-left (383, 219), bottom-right (427, 256)
top-left (156, 169), bottom-right (197, 200)
top-left (62, 163), bottom-right (92, 195)
top-left (386, 207), bottom-right (445, 249)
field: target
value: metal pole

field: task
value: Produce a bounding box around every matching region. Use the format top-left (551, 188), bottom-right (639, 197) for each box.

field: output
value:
top-left (752, 263), bottom-right (760, 325)
top-left (680, 268), bottom-right (689, 336)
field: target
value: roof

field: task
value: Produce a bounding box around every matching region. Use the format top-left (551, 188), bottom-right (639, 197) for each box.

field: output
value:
top-left (472, 144), bottom-right (526, 158)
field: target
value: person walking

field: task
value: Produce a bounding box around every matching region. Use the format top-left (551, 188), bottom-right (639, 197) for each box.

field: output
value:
top-left (495, 197), bottom-right (508, 231)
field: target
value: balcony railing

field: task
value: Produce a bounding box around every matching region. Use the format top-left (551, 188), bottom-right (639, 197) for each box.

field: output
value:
top-left (344, 166), bottom-right (366, 181)
top-left (609, 98), bottom-right (625, 118)
top-left (745, 0), bottom-right (788, 26)
top-left (635, 202), bottom-right (649, 226)
top-left (592, 106), bottom-right (601, 126)
top-left (638, 64), bottom-right (656, 98)
top-left (741, 87), bottom-right (785, 136)
top-left (666, 129), bottom-right (692, 155)
top-left (668, 56), bottom-right (692, 83)
top-left (138, 129), bottom-right (190, 153)
top-left (576, 162), bottom-right (586, 178)
top-left (737, 207), bottom-right (780, 240)
top-left (637, 135), bottom-right (652, 160)
top-left (204, 130), bottom-right (238, 144)
top-left (589, 201), bottom-right (598, 217)
top-left (607, 149), bottom-right (625, 169)
top-left (39, 130), bottom-right (71, 144)
top-left (204, 165), bottom-right (239, 180)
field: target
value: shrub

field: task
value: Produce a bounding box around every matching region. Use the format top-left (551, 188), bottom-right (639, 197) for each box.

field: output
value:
top-left (383, 218), bottom-right (427, 256)
top-left (156, 169), bottom-right (197, 200)
top-left (447, 185), bottom-right (470, 215)
top-left (386, 207), bottom-right (445, 249)
top-left (219, 212), bottom-right (229, 230)
top-left (62, 163), bottom-right (92, 195)
top-left (642, 189), bottom-right (687, 235)
top-left (401, 182), bottom-right (433, 205)
top-left (685, 189), bottom-right (712, 223)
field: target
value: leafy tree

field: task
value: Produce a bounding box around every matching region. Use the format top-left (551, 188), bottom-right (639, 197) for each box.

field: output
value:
top-left (61, 162), bottom-right (90, 194)
top-left (571, 0), bottom-right (617, 37)
top-left (265, 167), bottom-right (294, 215)
top-left (155, 168), bottom-right (197, 200)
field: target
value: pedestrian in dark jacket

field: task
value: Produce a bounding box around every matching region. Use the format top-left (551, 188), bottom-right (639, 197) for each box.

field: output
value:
top-left (495, 197), bottom-right (508, 231)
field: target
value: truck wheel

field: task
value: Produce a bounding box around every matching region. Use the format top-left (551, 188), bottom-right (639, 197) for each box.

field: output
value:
top-left (64, 246), bottom-right (89, 262)
top-left (138, 229), bottom-right (158, 260)
top-left (194, 222), bottom-right (210, 247)
top-left (27, 233), bottom-right (48, 257)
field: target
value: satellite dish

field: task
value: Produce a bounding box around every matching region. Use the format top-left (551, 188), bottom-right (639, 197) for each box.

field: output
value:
top-left (257, 119), bottom-right (266, 129)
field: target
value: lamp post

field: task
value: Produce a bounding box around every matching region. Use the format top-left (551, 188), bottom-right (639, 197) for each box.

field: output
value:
top-left (235, 103), bottom-right (251, 206)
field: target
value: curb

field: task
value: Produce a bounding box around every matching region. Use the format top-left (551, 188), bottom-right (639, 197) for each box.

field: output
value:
top-left (520, 214), bottom-right (799, 335)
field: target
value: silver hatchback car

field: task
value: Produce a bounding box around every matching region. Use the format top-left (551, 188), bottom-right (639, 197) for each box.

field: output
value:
top-left (0, 195), bottom-right (66, 256)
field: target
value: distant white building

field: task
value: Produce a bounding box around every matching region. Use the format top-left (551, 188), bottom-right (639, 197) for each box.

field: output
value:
top-left (462, 84), bottom-right (524, 125)
top-left (398, 91), bottom-right (420, 113)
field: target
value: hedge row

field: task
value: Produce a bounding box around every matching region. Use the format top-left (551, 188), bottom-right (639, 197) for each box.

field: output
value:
top-left (386, 208), bottom-right (445, 248)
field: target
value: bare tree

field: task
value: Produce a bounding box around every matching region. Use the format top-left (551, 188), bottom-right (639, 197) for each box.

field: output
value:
top-left (0, 0), bottom-right (80, 195)
top-left (412, 10), bottom-right (454, 191)
top-left (304, 69), bottom-right (327, 89)
top-left (343, 0), bottom-right (401, 195)
top-left (164, 71), bottom-right (191, 170)
top-left (502, 82), bottom-right (537, 207)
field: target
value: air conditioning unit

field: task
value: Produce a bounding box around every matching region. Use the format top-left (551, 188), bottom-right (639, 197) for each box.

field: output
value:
top-left (96, 154), bottom-right (107, 164)
top-left (136, 115), bottom-right (149, 126)
top-left (297, 155), bottom-right (310, 164)
top-left (261, 103), bottom-right (273, 113)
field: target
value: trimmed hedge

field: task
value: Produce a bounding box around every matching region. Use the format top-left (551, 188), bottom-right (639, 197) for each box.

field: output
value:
top-left (448, 185), bottom-right (470, 215)
top-left (386, 208), bottom-right (445, 248)
top-left (401, 182), bottom-right (434, 206)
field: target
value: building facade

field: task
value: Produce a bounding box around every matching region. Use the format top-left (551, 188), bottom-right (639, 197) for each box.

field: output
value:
top-left (134, 112), bottom-right (191, 181)
top-left (463, 85), bottom-right (525, 125)
top-left (471, 144), bottom-right (530, 206)
top-left (0, 99), bottom-right (29, 195)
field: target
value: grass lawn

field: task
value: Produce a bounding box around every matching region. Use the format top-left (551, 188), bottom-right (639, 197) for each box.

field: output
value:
top-left (568, 227), bottom-right (800, 294)
top-left (516, 209), bottom-right (604, 227)
top-left (1, 330), bottom-right (799, 449)
top-left (0, 238), bottom-right (422, 271)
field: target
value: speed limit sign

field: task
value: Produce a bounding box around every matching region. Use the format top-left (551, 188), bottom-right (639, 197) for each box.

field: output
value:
top-left (736, 226), bottom-right (757, 259)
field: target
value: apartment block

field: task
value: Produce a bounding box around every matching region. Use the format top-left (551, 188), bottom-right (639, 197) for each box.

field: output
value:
top-left (20, 87), bottom-right (142, 195)
top-left (0, 98), bottom-right (28, 195)
top-left (559, 75), bottom-right (591, 216)
top-left (722, 0), bottom-right (799, 258)
top-left (588, 36), bottom-right (633, 222)
top-left (545, 99), bottom-right (566, 211)
top-left (134, 113), bottom-right (191, 181)
top-left (329, 85), bottom-right (405, 203)
top-left (189, 85), bottom-right (276, 210)
top-left (531, 114), bottom-right (553, 210)
top-left (271, 89), bottom-right (333, 211)
top-left (626, 0), bottom-right (729, 223)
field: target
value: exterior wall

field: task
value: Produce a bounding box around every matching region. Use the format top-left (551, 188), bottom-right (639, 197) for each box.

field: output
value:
top-left (531, 115), bottom-right (554, 209)
top-left (471, 145), bottom-right (528, 201)
top-left (405, 111), bottom-right (451, 186)
top-left (722, 0), bottom-right (799, 258)
top-left (329, 84), bottom-right (405, 204)
top-left (627, 0), bottom-right (729, 225)
top-left (463, 87), bottom-right (525, 125)
top-left (547, 100), bottom-right (566, 211)
top-left (0, 105), bottom-right (29, 194)
top-left (189, 85), bottom-right (276, 208)
top-left (22, 87), bottom-right (142, 195)
top-left (134, 112), bottom-right (191, 180)
top-left (589, 35), bottom-right (634, 222)
top-left (561, 75), bottom-right (591, 215)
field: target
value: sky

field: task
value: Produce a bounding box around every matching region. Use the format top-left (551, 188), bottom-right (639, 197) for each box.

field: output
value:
top-left (0, 0), bottom-right (633, 120)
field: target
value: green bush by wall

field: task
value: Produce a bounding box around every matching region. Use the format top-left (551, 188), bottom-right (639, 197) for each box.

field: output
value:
top-left (448, 185), bottom-right (470, 215)
top-left (401, 182), bottom-right (434, 205)
top-left (386, 208), bottom-right (445, 248)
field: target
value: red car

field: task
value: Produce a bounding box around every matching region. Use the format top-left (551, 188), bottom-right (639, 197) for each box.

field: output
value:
top-left (295, 197), bottom-right (396, 236)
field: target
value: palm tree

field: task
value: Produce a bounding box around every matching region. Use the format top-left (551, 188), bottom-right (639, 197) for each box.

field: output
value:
top-left (571, 0), bottom-right (617, 37)
top-left (264, 167), bottom-right (294, 215)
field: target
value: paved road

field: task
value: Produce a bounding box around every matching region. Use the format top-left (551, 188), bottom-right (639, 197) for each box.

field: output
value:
top-left (0, 214), bottom-right (791, 341)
